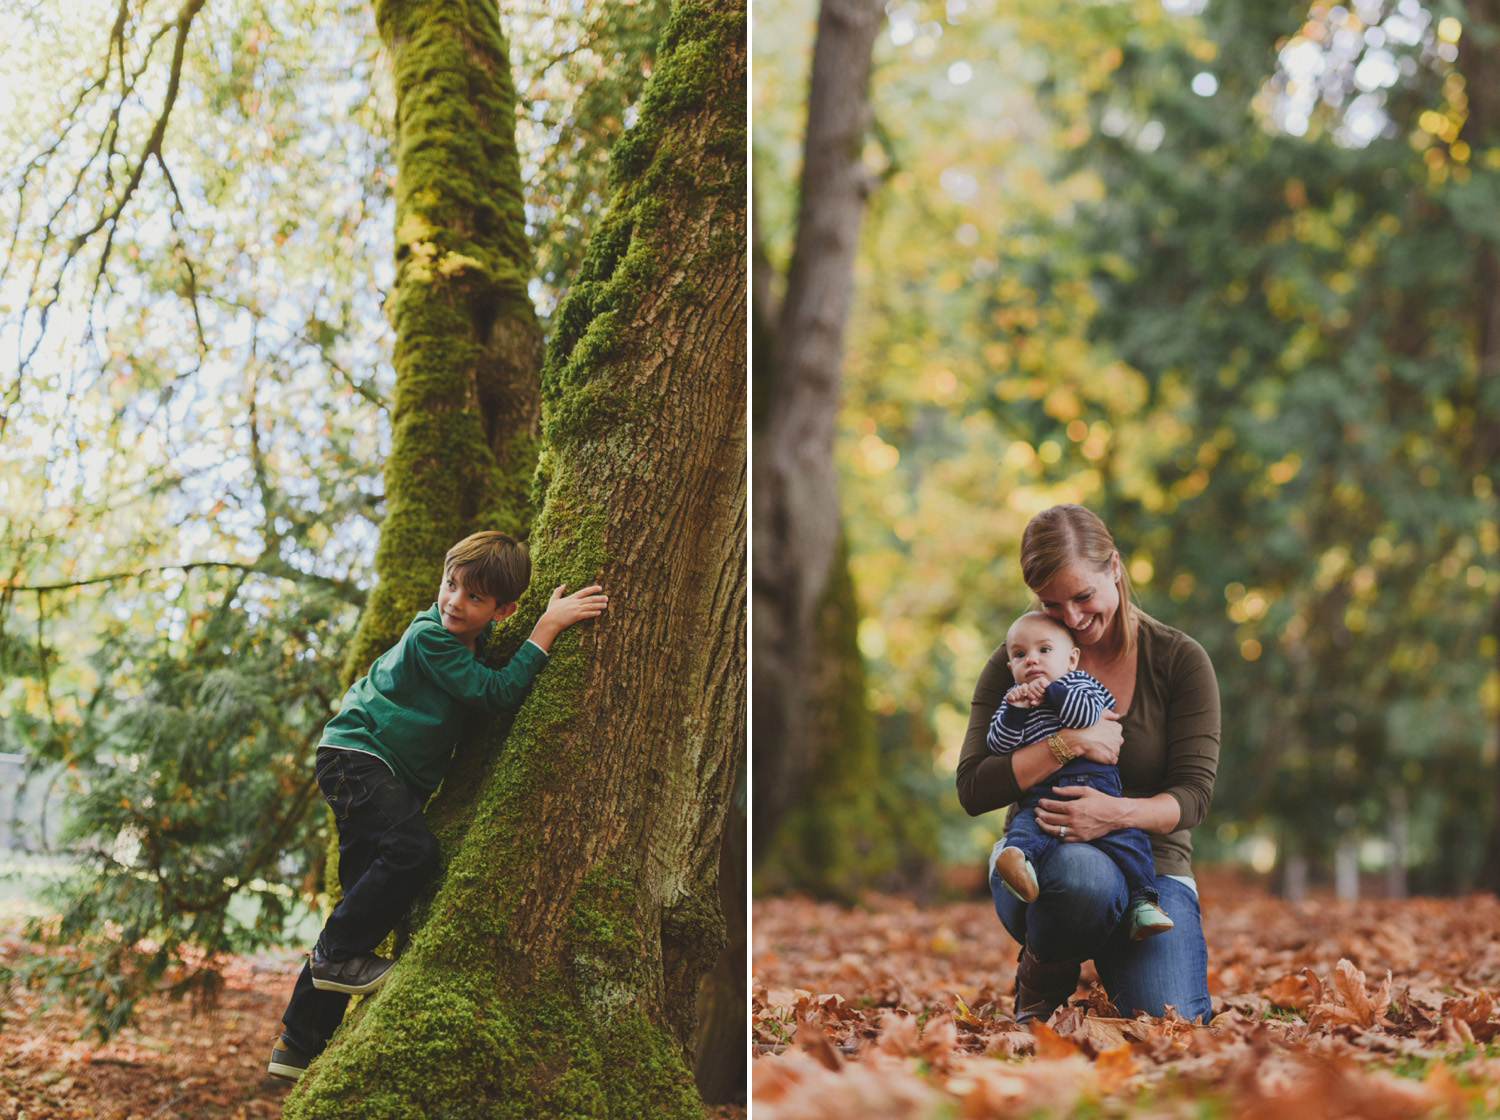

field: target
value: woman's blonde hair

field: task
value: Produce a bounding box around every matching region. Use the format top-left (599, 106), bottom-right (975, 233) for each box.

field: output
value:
top-left (1019, 504), bottom-right (1136, 662)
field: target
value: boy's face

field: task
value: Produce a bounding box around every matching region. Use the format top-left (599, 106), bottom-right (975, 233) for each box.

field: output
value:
top-left (1006, 614), bottom-right (1079, 688)
top-left (438, 567), bottom-right (517, 650)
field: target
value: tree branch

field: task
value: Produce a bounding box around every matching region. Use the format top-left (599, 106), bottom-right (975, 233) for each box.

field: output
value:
top-left (4, 561), bottom-right (365, 604)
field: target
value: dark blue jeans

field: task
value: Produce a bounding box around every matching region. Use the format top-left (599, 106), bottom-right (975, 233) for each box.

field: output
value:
top-left (992, 842), bottom-right (1212, 1022)
top-left (281, 747), bottom-right (441, 1054)
top-left (1004, 762), bottom-right (1160, 905)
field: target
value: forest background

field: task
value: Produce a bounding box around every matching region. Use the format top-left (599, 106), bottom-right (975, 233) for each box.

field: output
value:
top-left (753, 0), bottom-right (1500, 903)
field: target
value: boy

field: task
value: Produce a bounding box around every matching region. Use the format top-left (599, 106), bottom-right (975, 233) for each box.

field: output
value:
top-left (986, 611), bottom-right (1172, 942)
top-left (268, 531), bottom-right (608, 1081)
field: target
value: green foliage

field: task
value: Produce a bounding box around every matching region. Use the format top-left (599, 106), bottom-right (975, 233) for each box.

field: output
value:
top-left (13, 578), bottom-right (351, 1039)
top-left (1048, 0), bottom-right (1500, 880)
top-left (757, 0), bottom-right (1500, 887)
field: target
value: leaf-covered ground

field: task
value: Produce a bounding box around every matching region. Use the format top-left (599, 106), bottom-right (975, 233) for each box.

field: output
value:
top-left (0, 907), bottom-right (301, 1120)
top-left (752, 869), bottom-right (1500, 1118)
top-left (1, 905), bottom-right (748, 1120)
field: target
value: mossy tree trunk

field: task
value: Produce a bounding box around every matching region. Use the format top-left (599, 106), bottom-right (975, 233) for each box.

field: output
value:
top-left (753, 0), bottom-right (910, 896)
top-left (284, 0), bottom-right (746, 1113)
top-left (342, 0), bottom-right (543, 685)
top-left (1459, 0), bottom-right (1500, 896)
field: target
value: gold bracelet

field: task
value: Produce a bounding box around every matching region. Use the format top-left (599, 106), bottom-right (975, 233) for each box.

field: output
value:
top-left (1047, 733), bottom-right (1075, 765)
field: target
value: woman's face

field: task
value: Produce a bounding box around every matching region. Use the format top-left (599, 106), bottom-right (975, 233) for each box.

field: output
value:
top-left (1033, 553), bottom-right (1121, 647)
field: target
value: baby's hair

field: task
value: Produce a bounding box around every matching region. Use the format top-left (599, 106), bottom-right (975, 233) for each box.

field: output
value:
top-left (444, 531), bottom-right (531, 605)
top-left (1005, 610), bottom-right (1075, 657)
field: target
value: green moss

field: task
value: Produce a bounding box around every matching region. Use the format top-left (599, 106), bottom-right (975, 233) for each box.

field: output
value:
top-left (758, 535), bottom-right (938, 900)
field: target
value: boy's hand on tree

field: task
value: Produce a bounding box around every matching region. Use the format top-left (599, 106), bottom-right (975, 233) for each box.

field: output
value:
top-left (527, 584), bottom-right (609, 654)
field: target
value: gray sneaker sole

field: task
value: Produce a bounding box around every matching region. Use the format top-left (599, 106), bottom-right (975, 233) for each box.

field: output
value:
top-left (309, 967), bottom-right (393, 995)
top-left (267, 1058), bottom-right (306, 1080)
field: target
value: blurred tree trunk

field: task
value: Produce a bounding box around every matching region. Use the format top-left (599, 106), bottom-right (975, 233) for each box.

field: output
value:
top-left (340, 0), bottom-right (543, 686)
top-left (752, 0), bottom-right (890, 893)
top-left (283, 0), bottom-right (745, 1112)
top-left (1462, 0), bottom-right (1500, 896)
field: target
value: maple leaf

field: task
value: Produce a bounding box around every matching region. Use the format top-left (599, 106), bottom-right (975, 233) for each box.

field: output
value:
top-left (1306, 959), bottom-right (1394, 1032)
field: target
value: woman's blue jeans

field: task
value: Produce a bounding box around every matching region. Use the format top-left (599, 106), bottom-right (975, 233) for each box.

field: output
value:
top-left (991, 841), bottom-right (1212, 1022)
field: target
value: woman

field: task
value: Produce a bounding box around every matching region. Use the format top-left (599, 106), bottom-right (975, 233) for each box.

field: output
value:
top-left (955, 504), bottom-right (1220, 1024)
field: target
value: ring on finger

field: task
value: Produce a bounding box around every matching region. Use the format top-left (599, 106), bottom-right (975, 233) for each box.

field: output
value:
top-left (1059, 825), bottom-right (1067, 840)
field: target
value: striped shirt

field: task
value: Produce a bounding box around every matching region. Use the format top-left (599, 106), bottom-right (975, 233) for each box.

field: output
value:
top-left (985, 669), bottom-right (1116, 755)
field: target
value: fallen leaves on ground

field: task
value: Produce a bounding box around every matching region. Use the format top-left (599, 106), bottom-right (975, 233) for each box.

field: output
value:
top-left (0, 907), bottom-right (301, 1120)
top-left (1, 907), bottom-right (751, 1120)
top-left (752, 869), bottom-right (1500, 1118)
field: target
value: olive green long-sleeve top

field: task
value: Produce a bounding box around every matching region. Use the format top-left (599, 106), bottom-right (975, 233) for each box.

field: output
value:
top-left (956, 610), bottom-right (1220, 877)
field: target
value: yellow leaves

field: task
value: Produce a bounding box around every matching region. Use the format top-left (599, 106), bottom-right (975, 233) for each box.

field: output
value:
top-left (1265, 452), bottom-right (1301, 486)
top-left (915, 365), bottom-right (963, 406)
top-left (952, 994), bottom-right (982, 1028)
top-left (1419, 110), bottom-right (1461, 145)
top-left (853, 433), bottom-right (899, 476)
top-left (1044, 385), bottom-right (1080, 423)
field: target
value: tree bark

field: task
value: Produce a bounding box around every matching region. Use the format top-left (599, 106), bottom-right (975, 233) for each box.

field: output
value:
top-left (751, 0), bottom-right (884, 863)
top-left (283, 0), bottom-right (745, 1111)
top-left (1456, 0), bottom-right (1500, 895)
top-left (341, 0), bottom-right (543, 686)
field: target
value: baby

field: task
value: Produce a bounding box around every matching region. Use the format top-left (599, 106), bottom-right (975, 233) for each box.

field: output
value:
top-left (986, 611), bottom-right (1172, 941)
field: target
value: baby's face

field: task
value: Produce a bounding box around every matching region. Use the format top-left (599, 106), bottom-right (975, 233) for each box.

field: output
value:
top-left (1006, 615), bottom-right (1080, 687)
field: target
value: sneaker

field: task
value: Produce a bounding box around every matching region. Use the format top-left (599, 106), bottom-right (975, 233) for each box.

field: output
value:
top-left (1127, 899), bottom-right (1173, 940)
top-left (994, 846), bottom-right (1039, 903)
top-left (267, 1034), bottom-right (312, 1081)
top-left (308, 943), bottom-right (394, 995)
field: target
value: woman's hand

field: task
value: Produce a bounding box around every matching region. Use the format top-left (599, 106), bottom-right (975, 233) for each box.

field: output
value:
top-left (1064, 709), bottom-right (1123, 765)
top-left (1034, 785), bottom-right (1127, 843)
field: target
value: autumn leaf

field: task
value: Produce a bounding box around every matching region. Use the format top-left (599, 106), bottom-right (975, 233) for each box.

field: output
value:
top-left (1094, 1044), bottom-right (1138, 1094)
top-left (1306, 959), bottom-right (1394, 1031)
top-left (1029, 1019), bottom-right (1081, 1061)
top-left (952, 993), bottom-right (983, 1028)
top-left (1263, 971), bottom-right (1314, 1011)
top-left (795, 1017), bottom-right (843, 1072)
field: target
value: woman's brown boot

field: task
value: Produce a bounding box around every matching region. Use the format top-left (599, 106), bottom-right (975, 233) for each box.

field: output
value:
top-left (1012, 943), bottom-right (1081, 1026)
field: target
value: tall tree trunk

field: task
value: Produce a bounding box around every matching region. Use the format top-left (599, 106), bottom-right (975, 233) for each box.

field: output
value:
top-left (751, 0), bottom-right (884, 870)
top-left (341, 0), bottom-right (543, 685)
top-left (1458, 0), bottom-right (1500, 895)
top-left (283, 0), bottom-right (746, 1112)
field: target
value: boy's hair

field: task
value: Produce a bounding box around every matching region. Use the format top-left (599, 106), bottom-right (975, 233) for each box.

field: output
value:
top-left (444, 531), bottom-right (531, 605)
top-left (1005, 610), bottom-right (1076, 657)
